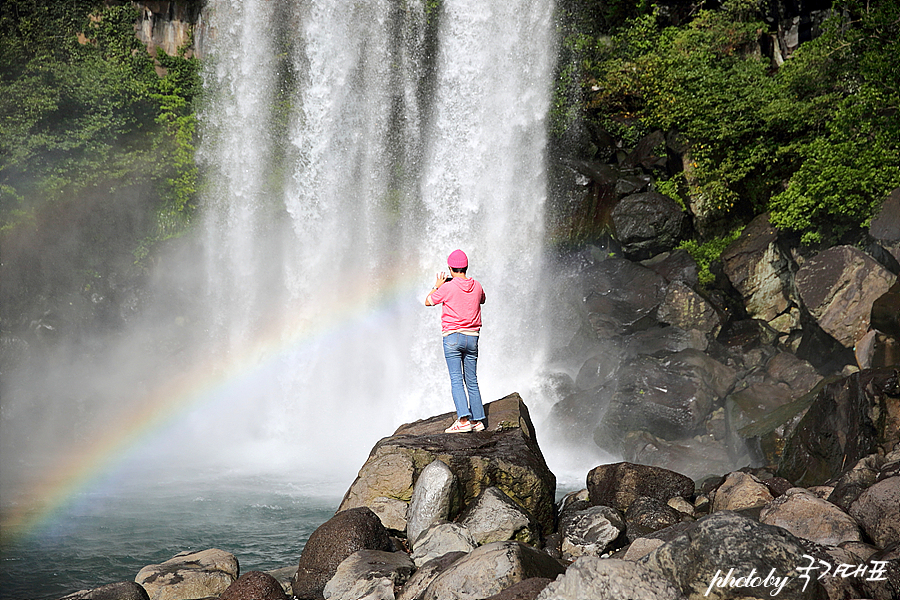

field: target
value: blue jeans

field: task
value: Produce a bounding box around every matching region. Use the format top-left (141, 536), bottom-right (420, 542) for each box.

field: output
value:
top-left (442, 332), bottom-right (485, 421)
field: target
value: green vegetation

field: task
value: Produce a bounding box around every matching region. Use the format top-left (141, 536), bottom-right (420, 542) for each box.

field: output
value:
top-left (555, 0), bottom-right (900, 247)
top-left (0, 0), bottom-right (201, 251)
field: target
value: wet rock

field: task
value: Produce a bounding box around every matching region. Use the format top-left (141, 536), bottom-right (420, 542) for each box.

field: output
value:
top-left (795, 245), bottom-right (896, 348)
top-left (827, 454), bottom-right (883, 510)
top-left (711, 471), bottom-right (773, 512)
top-left (587, 462), bottom-right (694, 513)
top-left (580, 258), bottom-right (668, 337)
top-left (410, 522), bottom-right (476, 567)
top-left (622, 326), bottom-right (709, 359)
top-left (292, 507), bottom-right (394, 600)
top-left (59, 582), bottom-right (150, 600)
top-left (640, 511), bottom-right (825, 599)
top-left (759, 488), bottom-right (862, 546)
top-left (420, 541), bottom-right (566, 600)
top-left (611, 192), bottom-right (685, 260)
top-left (559, 505), bottom-right (626, 559)
top-left (620, 430), bottom-right (743, 481)
top-left (396, 552), bottom-right (466, 600)
top-left (460, 487), bottom-right (541, 546)
top-left (322, 550), bottom-right (415, 600)
top-left (340, 394), bottom-right (556, 538)
top-left (536, 557), bottom-right (685, 600)
top-left (657, 281), bottom-right (723, 337)
top-left (849, 476), bottom-right (900, 549)
top-left (641, 249), bottom-right (700, 287)
top-left (777, 368), bottom-right (900, 487)
top-left (135, 549), bottom-right (238, 600)
top-left (625, 496), bottom-right (683, 539)
top-left (406, 459), bottom-right (457, 544)
top-left (720, 213), bottom-right (793, 323)
top-left (220, 571), bottom-right (288, 600)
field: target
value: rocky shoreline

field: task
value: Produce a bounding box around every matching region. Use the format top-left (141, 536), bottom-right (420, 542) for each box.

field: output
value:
top-left (61, 391), bottom-right (898, 600)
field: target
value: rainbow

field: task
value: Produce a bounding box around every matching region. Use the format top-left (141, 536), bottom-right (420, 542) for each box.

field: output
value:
top-left (0, 269), bottom-right (426, 544)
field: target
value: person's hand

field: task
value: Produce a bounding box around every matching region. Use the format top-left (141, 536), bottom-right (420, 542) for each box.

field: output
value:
top-left (434, 272), bottom-right (448, 288)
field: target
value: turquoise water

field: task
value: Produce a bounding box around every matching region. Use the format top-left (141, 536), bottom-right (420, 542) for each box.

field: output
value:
top-left (0, 475), bottom-right (342, 600)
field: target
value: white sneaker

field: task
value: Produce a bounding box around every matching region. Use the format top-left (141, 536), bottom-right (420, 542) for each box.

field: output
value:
top-left (444, 419), bottom-right (473, 433)
top-left (471, 421), bottom-right (485, 432)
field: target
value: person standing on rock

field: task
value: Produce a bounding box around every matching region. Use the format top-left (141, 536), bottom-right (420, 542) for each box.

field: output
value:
top-left (425, 249), bottom-right (486, 433)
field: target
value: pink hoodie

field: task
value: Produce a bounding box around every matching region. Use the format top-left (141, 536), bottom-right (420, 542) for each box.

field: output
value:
top-left (430, 277), bottom-right (486, 333)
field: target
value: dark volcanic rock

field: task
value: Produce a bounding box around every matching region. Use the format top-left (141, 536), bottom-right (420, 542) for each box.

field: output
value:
top-left (220, 571), bottom-right (287, 600)
top-left (59, 582), bottom-right (150, 600)
top-left (292, 507), bottom-right (394, 600)
top-left (777, 368), bottom-right (900, 487)
top-left (611, 191), bottom-right (686, 260)
top-left (587, 462), bottom-right (694, 512)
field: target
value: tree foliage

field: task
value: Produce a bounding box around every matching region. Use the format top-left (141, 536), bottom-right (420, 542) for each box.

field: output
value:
top-left (557, 0), bottom-right (900, 245)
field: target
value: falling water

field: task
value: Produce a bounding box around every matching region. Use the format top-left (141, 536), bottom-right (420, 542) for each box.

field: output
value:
top-left (193, 0), bottom-right (558, 473)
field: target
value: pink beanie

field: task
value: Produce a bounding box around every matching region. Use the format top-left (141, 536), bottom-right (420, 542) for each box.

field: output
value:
top-left (447, 249), bottom-right (468, 269)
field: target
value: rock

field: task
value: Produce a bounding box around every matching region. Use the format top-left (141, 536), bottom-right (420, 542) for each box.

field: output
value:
top-left (622, 326), bottom-right (709, 359)
top-left (322, 550), bottom-right (415, 600)
top-left (265, 566), bottom-right (297, 595)
top-left (135, 549), bottom-right (238, 600)
top-left (559, 505), bottom-right (626, 559)
top-left (720, 213), bottom-right (793, 323)
top-left (340, 394), bottom-right (556, 538)
top-left (460, 487), bottom-right (541, 546)
top-left (777, 368), bottom-right (900, 487)
top-left (596, 349), bottom-right (736, 452)
top-left (59, 582), bottom-right (150, 600)
top-left (625, 496), bottom-right (683, 538)
top-left (536, 557), bottom-right (685, 600)
top-left (482, 578), bottom-right (553, 600)
top-left (611, 191), bottom-right (686, 260)
top-left (587, 462), bottom-right (695, 512)
top-left (711, 471), bottom-right (773, 512)
top-left (410, 522), bottom-right (476, 567)
top-left (420, 541), bottom-right (566, 600)
top-left (292, 507), bottom-right (394, 600)
top-left (759, 488), bottom-right (862, 546)
top-left (580, 258), bottom-right (668, 337)
top-left (826, 454), bottom-right (882, 510)
top-left (574, 347), bottom-right (620, 390)
top-left (656, 281), bottom-right (722, 337)
top-left (622, 537), bottom-right (666, 561)
top-left (641, 249), bottom-right (700, 287)
top-left (640, 511), bottom-right (825, 599)
top-left (795, 245), bottom-right (896, 348)
top-left (849, 476), bottom-right (900, 549)
top-left (396, 552), bottom-right (466, 600)
top-left (406, 459), bottom-right (457, 544)
top-left (220, 571), bottom-right (288, 600)
top-left (620, 430), bottom-right (743, 481)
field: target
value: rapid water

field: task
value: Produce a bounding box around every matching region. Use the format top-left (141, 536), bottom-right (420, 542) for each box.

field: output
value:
top-left (0, 0), bottom-right (565, 598)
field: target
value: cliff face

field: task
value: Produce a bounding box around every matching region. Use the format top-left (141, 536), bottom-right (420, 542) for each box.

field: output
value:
top-left (131, 0), bottom-right (207, 58)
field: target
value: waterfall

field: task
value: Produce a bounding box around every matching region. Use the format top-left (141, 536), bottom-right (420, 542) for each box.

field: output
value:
top-left (194, 0), bottom-right (557, 475)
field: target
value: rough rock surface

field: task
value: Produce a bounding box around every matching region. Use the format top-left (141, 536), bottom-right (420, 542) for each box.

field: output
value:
top-left (640, 511), bottom-right (825, 599)
top-left (410, 522), bottom-right (476, 567)
top-left (482, 578), bottom-right (553, 600)
top-left (460, 487), bottom-right (541, 546)
top-left (536, 557), bottom-right (685, 600)
top-left (292, 507), bottom-right (394, 600)
top-left (396, 552), bottom-right (466, 600)
top-left (777, 368), bottom-right (900, 486)
top-left (59, 582), bottom-right (150, 600)
top-left (339, 394), bottom-right (556, 537)
top-left (322, 550), bottom-right (415, 600)
top-left (795, 245), bottom-right (897, 348)
top-left (759, 488), bottom-right (862, 546)
top-left (559, 505), bottom-right (625, 559)
top-left (220, 571), bottom-right (288, 600)
top-left (587, 462), bottom-right (695, 512)
top-left (610, 191), bottom-right (686, 259)
top-left (134, 548), bottom-right (238, 600)
top-left (406, 459), bottom-right (457, 544)
top-left (420, 541), bottom-right (566, 600)
top-left (849, 476), bottom-right (900, 549)
top-left (711, 471), bottom-right (774, 512)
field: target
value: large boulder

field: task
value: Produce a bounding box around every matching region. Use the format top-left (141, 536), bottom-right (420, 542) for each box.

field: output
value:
top-left (759, 488), bottom-right (862, 546)
top-left (420, 541), bottom-right (566, 600)
top-left (220, 571), bottom-right (288, 600)
top-left (777, 368), bottom-right (900, 487)
top-left (720, 213), bottom-right (793, 323)
top-left (410, 522), bottom-right (476, 567)
top-left (587, 462), bottom-right (695, 513)
top-left (322, 550), bottom-right (415, 600)
top-left (397, 552), bottom-right (466, 600)
top-left (710, 471), bottom-right (773, 512)
top-left (611, 191), bottom-right (686, 260)
top-left (656, 281), bottom-right (723, 337)
top-left (536, 557), bottom-right (685, 600)
top-left (640, 511), bottom-right (825, 599)
top-left (460, 487), bottom-right (541, 546)
top-left (579, 257), bottom-right (668, 337)
top-left (292, 507), bottom-right (394, 600)
top-left (134, 549), bottom-right (238, 600)
top-left (559, 505), bottom-right (626, 559)
top-left (339, 394), bottom-right (556, 538)
top-left (849, 476), bottom-right (900, 549)
top-left (795, 245), bottom-right (897, 349)
top-left (59, 582), bottom-right (150, 600)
